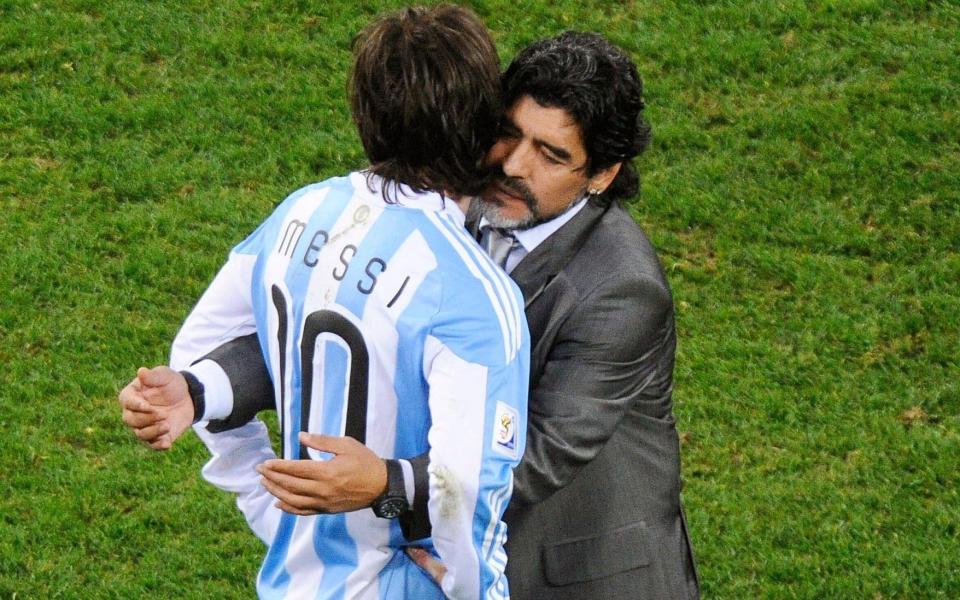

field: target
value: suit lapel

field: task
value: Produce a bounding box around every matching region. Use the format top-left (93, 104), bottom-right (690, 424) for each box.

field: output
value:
top-left (465, 199), bottom-right (607, 304)
top-left (467, 200), bottom-right (607, 381)
top-left (509, 200), bottom-right (606, 304)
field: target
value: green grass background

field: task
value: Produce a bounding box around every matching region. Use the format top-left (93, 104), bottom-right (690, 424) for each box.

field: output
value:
top-left (1, 0), bottom-right (957, 597)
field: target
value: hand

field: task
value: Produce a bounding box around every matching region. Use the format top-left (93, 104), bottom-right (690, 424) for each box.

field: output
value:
top-left (256, 432), bottom-right (388, 515)
top-left (406, 547), bottom-right (446, 587)
top-left (118, 366), bottom-right (195, 450)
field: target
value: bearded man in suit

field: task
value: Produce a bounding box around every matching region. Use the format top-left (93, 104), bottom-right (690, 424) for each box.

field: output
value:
top-left (121, 31), bottom-right (699, 600)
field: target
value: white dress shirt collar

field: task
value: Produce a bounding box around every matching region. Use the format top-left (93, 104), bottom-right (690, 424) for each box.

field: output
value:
top-left (479, 196), bottom-right (588, 272)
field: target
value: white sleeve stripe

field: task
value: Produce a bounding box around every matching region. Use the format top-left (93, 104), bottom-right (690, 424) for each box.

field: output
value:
top-left (485, 565), bottom-right (509, 600)
top-left (437, 212), bottom-right (523, 359)
top-left (429, 211), bottom-right (522, 361)
top-left (485, 519), bottom-right (507, 564)
top-left (424, 211), bottom-right (515, 362)
top-left (481, 478), bottom-right (512, 561)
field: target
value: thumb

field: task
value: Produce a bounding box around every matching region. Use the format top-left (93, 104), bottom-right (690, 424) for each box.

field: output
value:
top-left (299, 432), bottom-right (359, 455)
top-left (137, 365), bottom-right (174, 388)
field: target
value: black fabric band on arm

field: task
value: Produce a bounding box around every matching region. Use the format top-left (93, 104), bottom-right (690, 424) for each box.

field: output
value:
top-left (180, 370), bottom-right (206, 425)
top-left (399, 452), bottom-right (432, 541)
top-left (200, 333), bottom-right (275, 434)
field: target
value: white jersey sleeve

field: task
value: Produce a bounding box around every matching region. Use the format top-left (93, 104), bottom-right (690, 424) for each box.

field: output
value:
top-left (169, 251), bottom-right (258, 370)
top-left (194, 420), bottom-right (280, 544)
top-left (169, 230), bottom-right (281, 546)
top-left (423, 338), bottom-right (527, 600)
top-left (412, 209), bottom-right (529, 600)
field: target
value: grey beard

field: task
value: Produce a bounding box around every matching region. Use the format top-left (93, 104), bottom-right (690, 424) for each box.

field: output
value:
top-left (469, 197), bottom-right (540, 230)
top-left (469, 193), bottom-right (585, 231)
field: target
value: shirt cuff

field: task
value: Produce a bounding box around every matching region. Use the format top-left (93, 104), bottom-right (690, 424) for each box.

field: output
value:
top-left (398, 459), bottom-right (415, 506)
top-left (187, 359), bottom-right (235, 421)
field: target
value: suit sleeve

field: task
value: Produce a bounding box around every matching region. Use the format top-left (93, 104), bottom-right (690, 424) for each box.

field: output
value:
top-left (511, 272), bottom-right (675, 506)
top-left (398, 452), bottom-right (431, 541)
top-left (198, 333), bottom-right (275, 433)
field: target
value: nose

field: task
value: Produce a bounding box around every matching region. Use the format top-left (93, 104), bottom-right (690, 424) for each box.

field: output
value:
top-left (490, 137), bottom-right (527, 179)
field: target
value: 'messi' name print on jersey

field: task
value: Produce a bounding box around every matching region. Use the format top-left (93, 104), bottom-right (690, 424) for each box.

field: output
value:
top-left (275, 202), bottom-right (410, 302)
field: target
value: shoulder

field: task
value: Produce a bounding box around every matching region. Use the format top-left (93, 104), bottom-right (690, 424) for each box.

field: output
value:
top-left (570, 201), bottom-right (672, 301)
top-left (279, 175), bottom-right (359, 213)
top-left (423, 217), bottom-right (527, 366)
top-left (233, 175), bottom-right (363, 256)
top-left (556, 203), bottom-right (674, 358)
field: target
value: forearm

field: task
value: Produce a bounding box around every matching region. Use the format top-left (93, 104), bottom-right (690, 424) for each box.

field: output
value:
top-left (194, 419), bottom-right (281, 544)
top-left (169, 250), bottom-right (262, 428)
top-left (425, 341), bottom-right (527, 599)
top-left (168, 332), bottom-right (276, 431)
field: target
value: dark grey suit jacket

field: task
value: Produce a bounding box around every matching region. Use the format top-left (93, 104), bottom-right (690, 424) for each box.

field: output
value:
top-left (492, 199), bottom-right (698, 599)
top-left (200, 199), bottom-right (698, 599)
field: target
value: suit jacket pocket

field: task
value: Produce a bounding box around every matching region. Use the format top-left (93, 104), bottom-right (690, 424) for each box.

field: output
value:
top-left (542, 520), bottom-right (651, 586)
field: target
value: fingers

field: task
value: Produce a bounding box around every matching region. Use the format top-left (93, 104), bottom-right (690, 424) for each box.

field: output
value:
top-left (257, 462), bottom-right (320, 497)
top-left (260, 457), bottom-right (328, 479)
top-left (258, 471), bottom-right (321, 512)
top-left (133, 421), bottom-right (170, 443)
top-left (136, 366), bottom-right (190, 409)
top-left (118, 380), bottom-right (151, 413)
top-left (137, 365), bottom-right (174, 387)
top-left (298, 432), bottom-right (362, 454)
top-left (274, 500), bottom-right (322, 516)
top-left (406, 547), bottom-right (447, 584)
top-left (122, 408), bottom-right (163, 429)
top-left (148, 434), bottom-right (173, 451)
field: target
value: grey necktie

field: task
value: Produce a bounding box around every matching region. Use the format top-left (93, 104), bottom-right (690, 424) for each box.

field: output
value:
top-left (484, 227), bottom-right (518, 269)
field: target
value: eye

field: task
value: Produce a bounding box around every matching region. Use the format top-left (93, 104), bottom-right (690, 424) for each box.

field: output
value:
top-left (541, 151), bottom-right (562, 165)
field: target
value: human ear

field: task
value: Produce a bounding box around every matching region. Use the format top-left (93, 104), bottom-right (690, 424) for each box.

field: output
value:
top-left (587, 162), bottom-right (622, 195)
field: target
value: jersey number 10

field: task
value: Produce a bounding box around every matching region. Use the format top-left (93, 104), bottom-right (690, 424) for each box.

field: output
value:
top-left (272, 285), bottom-right (370, 459)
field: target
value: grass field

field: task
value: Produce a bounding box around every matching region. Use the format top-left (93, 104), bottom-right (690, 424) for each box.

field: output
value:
top-left (1, 0), bottom-right (958, 597)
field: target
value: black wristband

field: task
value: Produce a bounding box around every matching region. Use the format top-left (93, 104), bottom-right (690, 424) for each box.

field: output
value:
top-left (180, 370), bottom-right (205, 424)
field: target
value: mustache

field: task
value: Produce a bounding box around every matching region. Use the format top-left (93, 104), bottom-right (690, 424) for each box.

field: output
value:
top-left (490, 167), bottom-right (537, 210)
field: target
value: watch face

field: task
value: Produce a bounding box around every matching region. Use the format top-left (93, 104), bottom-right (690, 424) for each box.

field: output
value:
top-left (378, 497), bottom-right (408, 519)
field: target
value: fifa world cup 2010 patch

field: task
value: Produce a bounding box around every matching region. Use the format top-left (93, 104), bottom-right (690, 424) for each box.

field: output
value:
top-left (491, 401), bottom-right (519, 459)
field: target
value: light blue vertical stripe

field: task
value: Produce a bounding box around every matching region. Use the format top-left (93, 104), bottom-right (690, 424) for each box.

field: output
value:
top-left (254, 176), bottom-right (356, 600)
top-left (312, 207), bottom-right (425, 600)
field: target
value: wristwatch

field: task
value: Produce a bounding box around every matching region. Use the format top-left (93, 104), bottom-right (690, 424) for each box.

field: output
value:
top-left (371, 459), bottom-right (409, 519)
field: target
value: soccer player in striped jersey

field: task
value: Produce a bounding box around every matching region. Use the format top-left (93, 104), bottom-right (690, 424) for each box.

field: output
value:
top-left (120, 6), bottom-right (528, 599)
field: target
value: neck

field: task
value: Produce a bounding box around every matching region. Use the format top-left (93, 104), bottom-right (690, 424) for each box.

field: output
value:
top-left (450, 195), bottom-right (472, 215)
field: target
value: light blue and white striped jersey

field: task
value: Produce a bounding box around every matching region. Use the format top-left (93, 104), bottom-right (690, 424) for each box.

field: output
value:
top-left (171, 172), bottom-right (529, 600)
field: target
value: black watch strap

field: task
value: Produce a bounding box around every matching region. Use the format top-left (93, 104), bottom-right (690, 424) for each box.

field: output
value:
top-left (372, 459), bottom-right (409, 519)
top-left (180, 370), bottom-right (205, 424)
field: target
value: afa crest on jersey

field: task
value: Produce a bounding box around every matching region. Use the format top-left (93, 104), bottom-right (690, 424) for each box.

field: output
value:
top-left (492, 401), bottom-right (519, 459)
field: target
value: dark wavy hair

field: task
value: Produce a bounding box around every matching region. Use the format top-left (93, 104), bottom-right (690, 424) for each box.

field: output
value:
top-left (502, 32), bottom-right (651, 204)
top-left (349, 5), bottom-right (501, 202)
